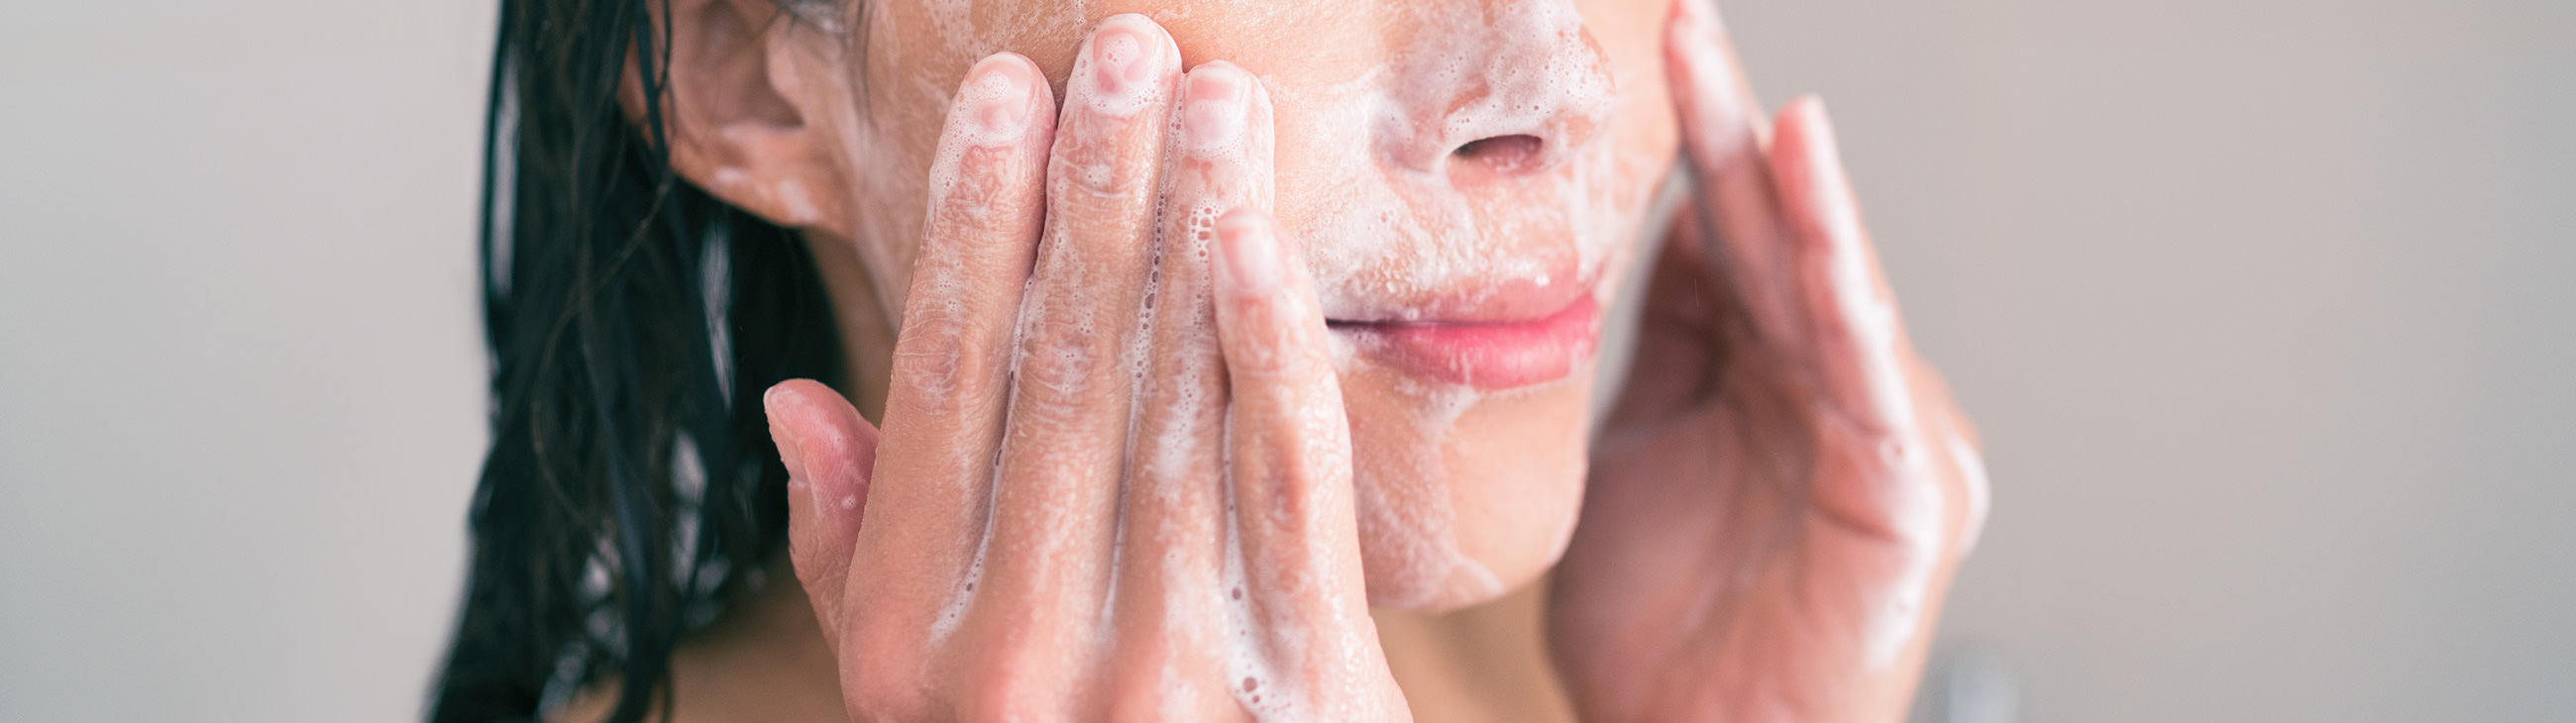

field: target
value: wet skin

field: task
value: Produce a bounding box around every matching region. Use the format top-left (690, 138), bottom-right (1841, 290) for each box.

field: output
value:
top-left (622, 0), bottom-right (1989, 719)
top-left (792, 0), bottom-right (1682, 611)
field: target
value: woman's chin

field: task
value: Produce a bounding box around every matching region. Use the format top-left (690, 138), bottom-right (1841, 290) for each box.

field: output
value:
top-left (1343, 360), bottom-right (1595, 612)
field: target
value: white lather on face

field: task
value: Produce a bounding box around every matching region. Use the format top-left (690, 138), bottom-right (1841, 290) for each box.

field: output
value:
top-left (852, 0), bottom-right (1674, 623)
top-left (1267, 0), bottom-right (1622, 326)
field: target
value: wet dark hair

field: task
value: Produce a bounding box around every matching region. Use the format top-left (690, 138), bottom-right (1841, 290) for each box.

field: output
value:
top-left (427, 1), bottom-right (849, 721)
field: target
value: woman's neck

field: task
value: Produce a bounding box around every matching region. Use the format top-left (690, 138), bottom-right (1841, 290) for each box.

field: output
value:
top-left (801, 230), bottom-right (898, 425)
top-left (1372, 573), bottom-right (1580, 723)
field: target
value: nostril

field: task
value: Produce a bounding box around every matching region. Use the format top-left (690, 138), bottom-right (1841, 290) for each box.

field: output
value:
top-left (1451, 135), bottom-right (1545, 173)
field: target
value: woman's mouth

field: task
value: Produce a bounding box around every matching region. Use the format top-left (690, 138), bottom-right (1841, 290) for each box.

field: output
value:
top-left (1329, 291), bottom-right (1600, 390)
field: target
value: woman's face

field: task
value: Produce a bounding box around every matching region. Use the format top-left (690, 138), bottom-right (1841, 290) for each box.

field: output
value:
top-left (814, 0), bottom-right (1680, 610)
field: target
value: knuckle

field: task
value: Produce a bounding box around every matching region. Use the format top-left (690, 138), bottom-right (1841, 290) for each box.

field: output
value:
top-left (1222, 309), bottom-right (1324, 380)
top-left (928, 146), bottom-right (1035, 234)
top-left (837, 624), bottom-right (940, 720)
top-left (888, 307), bottom-right (999, 419)
top-left (1237, 420), bottom-right (1350, 519)
top-left (1015, 312), bottom-right (1110, 405)
top-left (956, 648), bottom-right (1066, 721)
top-left (1249, 466), bottom-right (1319, 526)
top-left (1107, 662), bottom-right (1224, 721)
top-left (1048, 127), bottom-right (1155, 200)
top-left (841, 675), bottom-right (931, 722)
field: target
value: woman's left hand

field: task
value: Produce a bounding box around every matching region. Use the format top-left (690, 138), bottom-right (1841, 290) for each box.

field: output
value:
top-left (1547, 0), bottom-right (1990, 720)
top-left (762, 22), bottom-right (1409, 719)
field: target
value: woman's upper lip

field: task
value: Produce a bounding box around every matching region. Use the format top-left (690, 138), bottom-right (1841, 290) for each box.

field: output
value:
top-left (1322, 269), bottom-right (1593, 326)
top-left (1329, 291), bottom-right (1600, 390)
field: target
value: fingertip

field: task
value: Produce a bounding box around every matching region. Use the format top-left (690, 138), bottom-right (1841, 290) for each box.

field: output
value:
top-left (764, 380), bottom-right (822, 484)
top-left (1772, 96), bottom-right (1842, 181)
top-left (953, 52), bottom-right (1050, 147)
top-left (771, 380), bottom-right (871, 619)
top-left (1076, 13), bottom-right (1180, 114)
top-left (1773, 95), bottom-right (1838, 168)
top-left (1180, 61), bottom-right (1272, 134)
top-left (1771, 94), bottom-right (1863, 246)
top-left (1181, 61), bottom-right (1255, 156)
top-left (1184, 59), bottom-right (1255, 91)
top-left (764, 377), bottom-right (828, 412)
top-left (1781, 93), bottom-right (1831, 125)
top-left (1665, 2), bottom-right (1769, 178)
top-left (1215, 205), bottom-right (1272, 237)
top-left (764, 379), bottom-right (845, 434)
top-left (765, 379), bottom-right (879, 507)
top-left (1668, 0), bottom-right (1721, 40)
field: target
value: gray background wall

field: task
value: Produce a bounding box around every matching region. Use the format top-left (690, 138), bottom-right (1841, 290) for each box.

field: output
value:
top-left (2, 1), bottom-right (2568, 721)
top-left (1716, 2), bottom-right (2576, 721)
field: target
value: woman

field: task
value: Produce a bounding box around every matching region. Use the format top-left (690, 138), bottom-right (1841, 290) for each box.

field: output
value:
top-left (430, 0), bottom-right (1989, 720)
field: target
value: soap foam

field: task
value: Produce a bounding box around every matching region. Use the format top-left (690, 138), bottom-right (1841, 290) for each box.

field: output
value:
top-left (833, 0), bottom-right (1679, 704)
top-left (1271, 0), bottom-right (1626, 327)
top-left (1254, 0), bottom-right (1661, 609)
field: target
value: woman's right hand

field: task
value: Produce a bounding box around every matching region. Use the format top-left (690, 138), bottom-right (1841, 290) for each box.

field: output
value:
top-left (760, 16), bottom-right (1410, 721)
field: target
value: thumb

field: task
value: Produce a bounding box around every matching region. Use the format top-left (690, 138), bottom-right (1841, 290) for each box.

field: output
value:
top-left (764, 379), bottom-right (880, 633)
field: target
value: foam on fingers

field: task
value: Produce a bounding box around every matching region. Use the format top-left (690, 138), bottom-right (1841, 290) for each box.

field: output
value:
top-left (969, 12), bottom-right (1187, 654)
top-left (1211, 208), bottom-right (1384, 720)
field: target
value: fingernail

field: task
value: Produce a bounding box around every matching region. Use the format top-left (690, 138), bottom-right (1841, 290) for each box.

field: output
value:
top-left (1086, 16), bottom-right (1168, 111)
top-left (763, 385), bottom-right (817, 504)
top-left (1216, 210), bottom-right (1281, 294)
top-left (1182, 64), bottom-right (1250, 156)
top-left (960, 55), bottom-right (1036, 144)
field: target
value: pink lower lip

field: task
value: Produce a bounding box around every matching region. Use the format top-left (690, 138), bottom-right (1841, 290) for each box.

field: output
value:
top-left (1332, 293), bottom-right (1600, 390)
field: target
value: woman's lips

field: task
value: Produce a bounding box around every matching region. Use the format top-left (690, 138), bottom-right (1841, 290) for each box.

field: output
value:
top-left (1330, 292), bottom-right (1600, 390)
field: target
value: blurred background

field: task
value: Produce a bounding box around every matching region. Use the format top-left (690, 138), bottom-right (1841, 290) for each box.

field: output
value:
top-left (2, 0), bottom-right (2568, 721)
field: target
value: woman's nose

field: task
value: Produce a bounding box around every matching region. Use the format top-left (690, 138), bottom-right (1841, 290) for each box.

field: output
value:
top-left (1374, 0), bottom-right (1616, 181)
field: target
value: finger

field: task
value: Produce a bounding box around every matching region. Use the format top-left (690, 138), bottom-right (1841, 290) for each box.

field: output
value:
top-left (766, 379), bottom-right (880, 635)
top-left (1666, 0), bottom-right (1771, 167)
top-left (979, 12), bottom-right (1179, 646)
top-left (1665, 0), bottom-right (1804, 350)
top-left (1772, 96), bottom-right (1945, 555)
top-left (1213, 209), bottom-right (1394, 712)
top-left (1772, 97), bottom-right (1914, 438)
top-left (853, 52), bottom-right (1052, 638)
top-left (1102, 62), bottom-right (1274, 716)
